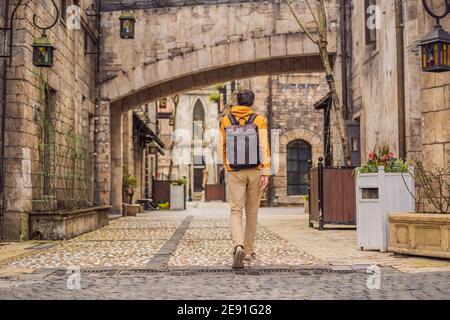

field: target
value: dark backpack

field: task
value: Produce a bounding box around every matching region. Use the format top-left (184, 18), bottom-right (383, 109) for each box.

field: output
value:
top-left (225, 113), bottom-right (260, 170)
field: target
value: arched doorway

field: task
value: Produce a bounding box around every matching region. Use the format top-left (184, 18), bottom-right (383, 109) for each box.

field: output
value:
top-left (287, 140), bottom-right (312, 196)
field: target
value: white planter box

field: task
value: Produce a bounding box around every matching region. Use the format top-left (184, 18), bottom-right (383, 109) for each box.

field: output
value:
top-left (170, 184), bottom-right (185, 210)
top-left (356, 166), bottom-right (415, 252)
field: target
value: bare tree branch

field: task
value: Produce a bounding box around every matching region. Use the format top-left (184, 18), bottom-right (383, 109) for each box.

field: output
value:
top-left (287, 0), bottom-right (319, 44)
top-left (286, 0), bottom-right (352, 166)
top-left (317, 0), bottom-right (328, 41)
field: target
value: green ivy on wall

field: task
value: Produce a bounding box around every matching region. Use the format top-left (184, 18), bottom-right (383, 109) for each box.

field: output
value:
top-left (32, 70), bottom-right (93, 212)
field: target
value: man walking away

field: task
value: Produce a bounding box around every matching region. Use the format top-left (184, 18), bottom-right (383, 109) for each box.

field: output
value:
top-left (219, 89), bottom-right (271, 268)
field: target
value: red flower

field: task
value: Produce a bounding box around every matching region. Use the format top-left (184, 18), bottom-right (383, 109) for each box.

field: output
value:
top-left (388, 152), bottom-right (394, 159)
top-left (368, 152), bottom-right (376, 160)
top-left (381, 155), bottom-right (389, 162)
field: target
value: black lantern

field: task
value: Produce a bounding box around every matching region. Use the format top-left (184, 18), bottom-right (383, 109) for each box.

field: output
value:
top-left (420, 0), bottom-right (450, 72)
top-left (32, 33), bottom-right (55, 67)
top-left (169, 113), bottom-right (175, 126)
top-left (148, 141), bottom-right (159, 155)
top-left (119, 11), bottom-right (136, 39)
top-left (31, 0), bottom-right (59, 68)
top-left (420, 25), bottom-right (450, 72)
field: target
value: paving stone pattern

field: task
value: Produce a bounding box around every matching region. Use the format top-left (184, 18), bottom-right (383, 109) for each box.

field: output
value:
top-left (6, 213), bottom-right (324, 270)
top-left (1, 209), bottom-right (450, 299)
top-left (0, 267), bottom-right (449, 300)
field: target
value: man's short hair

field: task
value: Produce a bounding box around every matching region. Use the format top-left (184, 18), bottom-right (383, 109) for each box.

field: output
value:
top-left (237, 89), bottom-right (255, 107)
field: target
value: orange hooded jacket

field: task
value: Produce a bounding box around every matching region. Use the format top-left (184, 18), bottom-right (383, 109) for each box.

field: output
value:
top-left (219, 106), bottom-right (272, 176)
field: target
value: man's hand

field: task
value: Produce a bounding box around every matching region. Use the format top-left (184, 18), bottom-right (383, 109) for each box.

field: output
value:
top-left (259, 175), bottom-right (269, 192)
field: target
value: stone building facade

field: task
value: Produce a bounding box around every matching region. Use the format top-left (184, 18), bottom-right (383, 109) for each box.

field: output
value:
top-left (94, 0), bottom-right (341, 215)
top-left (236, 73), bottom-right (328, 206)
top-left (3, 0), bottom-right (448, 240)
top-left (121, 102), bottom-right (162, 206)
top-left (0, 0), bottom-right (99, 240)
top-left (348, 0), bottom-right (449, 170)
top-left (153, 74), bottom-right (327, 207)
top-left (157, 87), bottom-right (223, 201)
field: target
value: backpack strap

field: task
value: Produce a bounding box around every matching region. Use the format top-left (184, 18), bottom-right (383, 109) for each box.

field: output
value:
top-left (247, 113), bottom-right (258, 124)
top-left (227, 114), bottom-right (239, 126)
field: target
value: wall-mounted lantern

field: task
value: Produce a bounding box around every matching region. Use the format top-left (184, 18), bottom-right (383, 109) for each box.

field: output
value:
top-left (119, 11), bottom-right (136, 39)
top-left (148, 141), bottom-right (159, 155)
top-left (420, 0), bottom-right (450, 72)
top-left (31, 0), bottom-right (59, 68)
top-left (169, 113), bottom-right (175, 126)
top-left (32, 33), bottom-right (55, 67)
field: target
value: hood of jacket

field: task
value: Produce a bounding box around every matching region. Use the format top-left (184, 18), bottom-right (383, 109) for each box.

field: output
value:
top-left (230, 106), bottom-right (255, 120)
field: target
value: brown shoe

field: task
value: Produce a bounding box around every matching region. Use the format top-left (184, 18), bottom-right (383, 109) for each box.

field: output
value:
top-left (232, 246), bottom-right (245, 269)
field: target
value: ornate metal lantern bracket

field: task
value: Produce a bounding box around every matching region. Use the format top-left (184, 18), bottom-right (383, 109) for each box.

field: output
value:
top-left (31, 0), bottom-right (60, 68)
top-left (120, 1), bottom-right (137, 10)
top-left (422, 0), bottom-right (450, 26)
top-left (32, 0), bottom-right (60, 36)
top-left (420, 0), bottom-right (450, 72)
top-left (0, 0), bottom-right (24, 66)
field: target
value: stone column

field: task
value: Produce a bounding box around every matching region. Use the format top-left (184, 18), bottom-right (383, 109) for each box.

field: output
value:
top-left (94, 100), bottom-right (112, 207)
top-left (1, 71), bottom-right (33, 241)
top-left (110, 102), bottom-right (123, 215)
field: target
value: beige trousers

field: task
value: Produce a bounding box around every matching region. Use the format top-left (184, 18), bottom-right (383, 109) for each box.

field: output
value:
top-left (227, 168), bottom-right (264, 255)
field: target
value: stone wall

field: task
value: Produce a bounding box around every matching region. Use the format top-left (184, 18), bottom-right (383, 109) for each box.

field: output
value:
top-left (0, 0), bottom-right (6, 165)
top-left (418, 5), bottom-right (450, 170)
top-left (1, 1), bottom-right (98, 240)
top-left (121, 105), bottom-right (157, 203)
top-left (349, 0), bottom-right (449, 171)
top-left (237, 73), bottom-right (327, 206)
top-left (99, 0), bottom-right (341, 212)
top-left (99, 0), bottom-right (339, 108)
top-left (349, 0), bottom-right (406, 160)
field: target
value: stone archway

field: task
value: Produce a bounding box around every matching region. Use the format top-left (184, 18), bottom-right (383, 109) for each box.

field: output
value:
top-left (274, 129), bottom-right (322, 206)
top-left (96, 1), bottom-right (340, 214)
top-left (99, 1), bottom-right (338, 109)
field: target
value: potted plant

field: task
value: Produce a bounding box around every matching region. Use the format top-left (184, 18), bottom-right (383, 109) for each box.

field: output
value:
top-left (354, 146), bottom-right (415, 252)
top-left (170, 178), bottom-right (186, 210)
top-left (304, 195), bottom-right (309, 214)
top-left (122, 166), bottom-right (140, 217)
top-left (389, 159), bottom-right (450, 259)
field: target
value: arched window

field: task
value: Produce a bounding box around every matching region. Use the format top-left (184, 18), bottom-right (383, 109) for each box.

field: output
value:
top-left (192, 99), bottom-right (205, 167)
top-left (287, 140), bottom-right (312, 196)
top-left (193, 99), bottom-right (205, 141)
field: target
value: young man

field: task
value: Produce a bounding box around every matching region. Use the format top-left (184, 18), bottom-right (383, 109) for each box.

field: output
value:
top-left (219, 89), bottom-right (271, 268)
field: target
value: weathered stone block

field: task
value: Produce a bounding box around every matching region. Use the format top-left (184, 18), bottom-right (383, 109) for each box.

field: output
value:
top-left (29, 206), bottom-right (111, 240)
top-left (434, 109), bottom-right (450, 143)
top-left (423, 144), bottom-right (446, 169)
top-left (422, 87), bottom-right (446, 112)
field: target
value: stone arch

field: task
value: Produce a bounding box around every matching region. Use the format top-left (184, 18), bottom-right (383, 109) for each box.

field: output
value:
top-left (99, 1), bottom-right (339, 214)
top-left (279, 128), bottom-right (322, 162)
top-left (99, 1), bottom-right (338, 112)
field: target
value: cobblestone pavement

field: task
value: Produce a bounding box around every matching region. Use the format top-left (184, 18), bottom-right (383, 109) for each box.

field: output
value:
top-left (5, 208), bottom-right (324, 270)
top-left (1, 203), bottom-right (450, 299)
top-left (259, 210), bottom-right (450, 273)
top-left (0, 268), bottom-right (449, 300)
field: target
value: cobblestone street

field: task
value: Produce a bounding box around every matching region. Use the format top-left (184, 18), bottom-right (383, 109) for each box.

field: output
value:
top-left (1, 267), bottom-right (450, 300)
top-left (0, 204), bottom-right (449, 299)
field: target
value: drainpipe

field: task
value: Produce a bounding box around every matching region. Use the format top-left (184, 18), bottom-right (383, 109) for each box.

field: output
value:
top-left (395, 0), bottom-right (407, 159)
top-left (339, 0), bottom-right (350, 118)
top-left (0, 0), bottom-right (10, 240)
top-left (96, 0), bottom-right (101, 73)
top-left (267, 75), bottom-right (273, 207)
